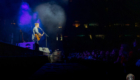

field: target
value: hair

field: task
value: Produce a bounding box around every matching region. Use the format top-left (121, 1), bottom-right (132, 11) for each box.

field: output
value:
top-left (35, 23), bottom-right (39, 26)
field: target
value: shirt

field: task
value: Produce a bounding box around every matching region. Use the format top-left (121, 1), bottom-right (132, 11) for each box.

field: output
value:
top-left (32, 27), bottom-right (39, 40)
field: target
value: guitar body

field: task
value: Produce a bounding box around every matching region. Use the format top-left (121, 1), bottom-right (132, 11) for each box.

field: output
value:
top-left (35, 34), bottom-right (41, 41)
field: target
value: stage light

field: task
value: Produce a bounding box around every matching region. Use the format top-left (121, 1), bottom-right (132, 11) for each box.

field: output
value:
top-left (119, 35), bottom-right (122, 37)
top-left (77, 35), bottom-right (85, 37)
top-left (73, 23), bottom-right (80, 28)
top-left (125, 24), bottom-right (130, 26)
top-left (60, 34), bottom-right (63, 41)
top-left (18, 2), bottom-right (32, 26)
top-left (21, 2), bottom-right (30, 10)
top-left (89, 23), bottom-right (98, 26)
top-left (84, 24), bottom-right (88, 28)
top-left (114, 23), bottom-right (119, 26)
top-left (56, 37), bottom-right (58, 41)
top-left (137, 35), bottom-right (140, 37)
top-left (125, 35), bottom-right (131, 37)
top-left (106, 8), bottom-right (108, 11)
top-left (89, 34), bottom-right (92, 39)
top-left (135, 23), bottom-right (138, 27)
top-left (58, 26), bottom-right (62, 28)
top-left (95, 35), bottom-right (105, 39)
top-left (75, 21), bottom-right (79, 22)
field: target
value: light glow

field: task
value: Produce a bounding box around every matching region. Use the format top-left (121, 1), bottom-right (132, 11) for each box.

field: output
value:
top-left (73, 23), bottom-right (80, 28)
top-left (135, 23), bottom-right (138, 27)
top-left (84, 24), bottom-right (88, 28)
top-left (89, 34), bottom-right (92, 39)
top-left (56, 37), bottom-right (58, 41)
top-left (60, 34), bottom-right (63, 41)
top-left (135, 25), bottom-right (138, 27)
top-left (125, 24), bottom-right (130, 26)
top-left (64, 36), bottom-right (68, 37)
top-left (137, 35), bottom-right (140, 37)
top-left (95, 35), bottom-right (105, 39)
top-left (58, 26), bottom-right (62, 28)
top-left (89, 23), bottom-right (98, 26)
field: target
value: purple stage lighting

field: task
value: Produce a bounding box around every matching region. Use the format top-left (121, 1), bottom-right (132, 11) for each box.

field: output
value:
top-left (19, 12), bottom-right (32, 25)
top-left (33, 12), bottom-right (38, 20)
top-left (21, 2), bottom-right (30, 10)
top-left (18, 2), bottom-right (32, 26)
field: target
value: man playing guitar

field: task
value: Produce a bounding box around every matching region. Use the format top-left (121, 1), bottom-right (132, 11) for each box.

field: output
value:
top-left (32, 23), bottom-right (44, 44)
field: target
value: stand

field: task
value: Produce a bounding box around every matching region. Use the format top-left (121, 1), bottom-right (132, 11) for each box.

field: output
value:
top-left (11, 33), bottom-right (13, 44)
top-left (44, 33), bottom-right (49, 47)
top-left (39, 28), bottom-right (49, 47)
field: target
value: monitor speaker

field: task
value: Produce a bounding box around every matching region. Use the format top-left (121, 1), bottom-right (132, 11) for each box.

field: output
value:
top-left (39, 47), bottom-right (50, 55)
top-left (16, 42), bottom-right (35, 50)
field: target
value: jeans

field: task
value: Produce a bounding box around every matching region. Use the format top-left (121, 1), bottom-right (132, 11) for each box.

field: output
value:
top-left (33, 38), bottom-right (39, 51)
top-left (33, 38), bottom-right (39, 44)
top-left (35, 43), bottom-right (39, 51)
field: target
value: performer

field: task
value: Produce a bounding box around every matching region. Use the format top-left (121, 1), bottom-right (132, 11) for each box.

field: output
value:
top-left (32, 23), bottom-right (44, 44)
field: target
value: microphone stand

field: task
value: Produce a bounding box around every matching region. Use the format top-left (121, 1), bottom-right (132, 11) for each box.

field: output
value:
top-left (39, 27), bottom-right (49, 48)
top-left (11, 33), bottom-right (13, 44)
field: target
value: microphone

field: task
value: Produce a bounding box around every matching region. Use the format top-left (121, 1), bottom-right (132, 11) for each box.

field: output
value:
top-left (39, 27), bottom-right (43, 31)
top-left (39, 27), bottom-right (49, 37)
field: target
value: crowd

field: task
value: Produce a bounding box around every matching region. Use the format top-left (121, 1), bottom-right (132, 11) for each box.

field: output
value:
top-left (67, 40), bottom-right (140, 67)
top-left (66, 40), bottom-right (140, 80)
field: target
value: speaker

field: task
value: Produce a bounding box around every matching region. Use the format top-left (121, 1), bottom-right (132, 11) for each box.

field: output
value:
top-left (53, 50), bottom-right (61, 56)
top-left (39, 47), bottom-right (50, 55)
top-left (16, 42), bottom-right (35, 50)
top-left (50, 50), bottom-right (61, 62)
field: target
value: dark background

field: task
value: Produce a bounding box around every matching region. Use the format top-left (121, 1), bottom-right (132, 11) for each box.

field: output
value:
top-left (0, 0), bottom-right (140, 51)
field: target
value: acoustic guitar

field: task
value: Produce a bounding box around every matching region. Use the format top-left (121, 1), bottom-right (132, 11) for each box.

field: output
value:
top-left (35, 32), bottom-right (44, 41)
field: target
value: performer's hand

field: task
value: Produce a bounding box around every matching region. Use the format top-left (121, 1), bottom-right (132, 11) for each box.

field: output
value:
top-left (41, 32), bottom-right (44, 36)
top-left (39, 33), bottom-right (41, 36)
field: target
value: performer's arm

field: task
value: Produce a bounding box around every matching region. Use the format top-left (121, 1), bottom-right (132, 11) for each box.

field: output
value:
top-left (41, 32), bottom-right (44, 36)
top-left (35, 27), bottom-right (44, 36)
top-left (35, 27), bottom-right (42, 37)
top-left (35, 27), bottom-right (40, 35)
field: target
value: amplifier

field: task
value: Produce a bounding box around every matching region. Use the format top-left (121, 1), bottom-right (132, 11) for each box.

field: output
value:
top-left (53, 50), bottom-right (61, 56)
top-left (39, 47), bottom-right (50, 54)
top-left (16, 42), bottom-right (35, 50)
top-left (50, 50), bottom-right (61, 63)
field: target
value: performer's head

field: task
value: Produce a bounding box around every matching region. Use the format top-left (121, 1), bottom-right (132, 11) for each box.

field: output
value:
top-left (35, 23), bottom-right (39, 28)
